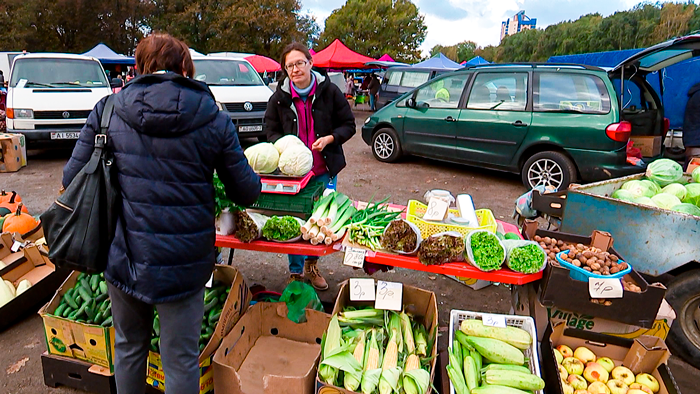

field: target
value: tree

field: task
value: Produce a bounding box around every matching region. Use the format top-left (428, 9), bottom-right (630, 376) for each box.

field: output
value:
top-left (429, 41), bottom-right (476, 63)
top-left (317, 0), bottom-right (426, 63)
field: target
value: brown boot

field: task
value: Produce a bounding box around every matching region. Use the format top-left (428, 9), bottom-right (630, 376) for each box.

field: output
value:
top-left (304, 259), bottom-right (328, 291)
top-left (288, 273), bottom-right (304, 285)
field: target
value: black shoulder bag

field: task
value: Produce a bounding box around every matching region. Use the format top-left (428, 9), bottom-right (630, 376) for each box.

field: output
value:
top-left (41, 95), bottom-right (120, 273)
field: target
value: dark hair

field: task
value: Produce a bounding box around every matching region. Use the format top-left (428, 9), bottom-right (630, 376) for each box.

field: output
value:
top-left (135, 33), bottom-right (194, 76)
top-left (280, 42), bottom-right (312, 77)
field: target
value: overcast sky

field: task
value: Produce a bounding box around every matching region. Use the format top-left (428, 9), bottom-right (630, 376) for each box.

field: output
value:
top-left (302, 0), bottom-right (647, 54)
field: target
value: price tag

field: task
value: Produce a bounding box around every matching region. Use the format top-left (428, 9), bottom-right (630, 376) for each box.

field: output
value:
top-left (350, 278), bottom-right (375, 301)
top-left (482, 313), bottom-right (507, 328)
top-left (343, 247), bottom-right (366, 268)
top-left (374, 281), bottom-right (402, 311)
top-left (422, 197), bottom-right (449, 221)
top-left (205, 274), bottom-right (214, 288)
top-left (588, 277), bottom-right (624, 299)
top-left (11, 241), bottom-right (22, 253)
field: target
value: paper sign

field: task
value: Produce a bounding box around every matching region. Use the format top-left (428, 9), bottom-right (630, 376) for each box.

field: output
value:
top-left (205, 274), bottom-right (213, 288)
top-left (375, 281), bottom-right (403, 311)
top-left (11, 241), bottom-right (22, 253)
top-left (589, 277), bottom-right (624, 299)
top-left (482, 313), bottom-right (507, 328)
top-left (350, 278), bottom-right (375, 301)
top-left (343, 247), bottom-right (366, 268)
top-left (422, 197), bottom-right (449, 221)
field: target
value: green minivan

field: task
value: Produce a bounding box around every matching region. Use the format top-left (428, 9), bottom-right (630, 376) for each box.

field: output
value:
top-left (362, 35), bottom-right (700, 189)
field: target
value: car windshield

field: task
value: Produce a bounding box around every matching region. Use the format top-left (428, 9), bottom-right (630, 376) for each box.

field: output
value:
top-left (193, 59), bottom-right (264, 86)
top-left (10, 58), bottom-right (108, 88)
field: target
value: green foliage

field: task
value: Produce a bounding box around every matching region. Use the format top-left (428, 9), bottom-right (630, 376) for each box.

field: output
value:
top-left (317, 0), bottom-right (427, 63)
top-left (429, 41), bottom-right (477, 63)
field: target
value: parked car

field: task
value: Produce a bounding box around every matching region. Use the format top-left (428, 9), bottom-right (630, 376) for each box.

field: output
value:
top-left (376, 66), bottom-right (451, 110)
top-left (363, 35), bottom-right (700, 189)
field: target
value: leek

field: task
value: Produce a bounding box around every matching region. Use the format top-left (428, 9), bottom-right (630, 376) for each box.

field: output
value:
top-left (309, 193), bottom-right (334, 224)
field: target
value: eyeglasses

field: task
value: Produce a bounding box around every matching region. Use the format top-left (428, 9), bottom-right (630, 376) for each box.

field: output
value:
top-left (285, 60), bottom-right (308, 71)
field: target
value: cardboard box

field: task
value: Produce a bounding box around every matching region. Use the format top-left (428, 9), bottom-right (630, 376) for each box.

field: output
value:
top-left (444, 274), bottom-right (492, 290)
top-left (0, 241), bottom-right (68, 331)
top-left (687, 157), bottom-right (700, 173)
top-left (0, 133), bottom-right (25, 172)
top-left (42, 352), bottom-right (116, 394)
top-left (213, 302), bottom-right (331, 394)
top-left (315, 280), bottom-right (439, 394)
top-left (147, 265), bottom-right (251, 394)
top-left (541, 324), bottom-right (679, 394)
top-left (512, 283), bottom-right (675, 342)
top-left (631, 136), bottom-right (662, 157)
top-left (522, 224), bottom-right (666, 328)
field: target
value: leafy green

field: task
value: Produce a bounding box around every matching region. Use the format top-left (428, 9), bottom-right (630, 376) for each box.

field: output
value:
top-left (508, 244), bottom-right (545, 274)
top-left (468, 232), bottom-right (504, 271)
top-left (417, 235), bottom-right (464, 265)
top-left (213, 172), bottom-right (241, 217)
top-left (262, 216), bottom-right (302, 241)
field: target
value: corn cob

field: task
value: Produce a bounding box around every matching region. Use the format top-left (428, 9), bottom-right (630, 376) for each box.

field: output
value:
top-left (361, 329), bottom-right (381, 394)
top-left (465, 335), bottom-right (525, 365)
top-left (460, 319), bottom-right (532, 350)
top-left (415, 327), bottom-right (427, 356)
top-left (344, 331), bottom-right (366, 391)
top-left (400, 311), bottom-right (416, 353)
top-left (319, 315), bottom-right (341, 384)
top-left (483, 370), bottom-right (545, 391)
top-left (382, 328), bottom-right (398, 370)
top-left (405, 354), bottom-right (420, 371)
top-left (389, 312), bottom-right (404, 353)
top-left (403, 354), bottom-right (430, 394)
top-left (379, 329), bottom-right (402, 394)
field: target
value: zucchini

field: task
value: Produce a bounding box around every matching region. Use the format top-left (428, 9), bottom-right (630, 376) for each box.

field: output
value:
top-left (78, 280), bottom-right (93, 299)
top-left (90, 275), bottom-right (100, 292)
top-left (99, 281), bottom-right (108, 295)
top-left (203, 298), bottom-right (218, 314)
top-left (101, 316), bottom-right (113, 327)
top-left (54, 303), bottom-right (68, 317)
top-left (64, 292), bottom-right (79, 309)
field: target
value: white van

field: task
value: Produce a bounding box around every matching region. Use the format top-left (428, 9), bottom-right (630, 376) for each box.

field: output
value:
top-left (0, 52), bottom-right (24, 81)
top-left (6, 53), bottom-right (113, 145)
top-left (192, 56), bottom-right (272, 141)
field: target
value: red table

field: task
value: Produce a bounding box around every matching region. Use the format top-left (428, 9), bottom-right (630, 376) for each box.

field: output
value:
top-left (215, 235), bottom-right (338, 257)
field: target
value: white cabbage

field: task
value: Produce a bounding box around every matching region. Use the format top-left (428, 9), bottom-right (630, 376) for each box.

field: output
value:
top-left (244, 143), bottom-right (279, 174)
top-left (278, 145), bottom-right (313, 176)
top-left (273, 135), bottom-right (306, 154)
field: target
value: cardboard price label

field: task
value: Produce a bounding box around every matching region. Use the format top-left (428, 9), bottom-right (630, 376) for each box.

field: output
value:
top-left (482, 313), bottom-right (507, 328)
top-left (422, 197), bottom-right (449, 221)
top-left (350, 278), bottom-right (375, 301)
top-left (343, 247), bottom-right (366, 268)
top-left (11, 241), bottom-right (22, 253)
top-left (375, 281), bottom-right (402, 311)
top-left (589, 277), bottom-right (624, 299)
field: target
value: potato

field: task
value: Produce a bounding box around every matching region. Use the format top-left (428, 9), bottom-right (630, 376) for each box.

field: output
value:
top-left (604, 300), bottom-right (613, 306)
top-left (534, 235), bottom-right (542, 242)
top-left (553, 247), bottom-right (560, 253)
top-left (592, 270), bottom-right (601, 275)
top-left (591, 262), bottom-right (601, 271)
top-left (576, 243), bottom-right (585, 250)
top-left (557, 240), bottom-right (564, 246)
top-left (619, 262), bottom-right (628, 270)
top-left (580, 256), bottom-right (588, 264)
top-left (543, 237), bottom-right (551, 244)
top-left (583, 266), bottom-right (592, 271)
top-left (572, 259), bottom-right (581, 267)
top-left (611, 255), bottom-right (619, 262)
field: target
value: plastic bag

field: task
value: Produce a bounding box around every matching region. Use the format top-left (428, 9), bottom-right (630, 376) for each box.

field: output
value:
top-left (279, 281), bottom-right (325, 323)
top-left (381, 219), bottom-right (422, 255)
top-left (417, 231), bottom-right (465, 265)
top-left (464, 230), bottom-right (506, 272)
top-left (233, 210), bottom-right (269, 242)
top-left (502, 239), bottom-right (547, 274)
top-left (215, 209), bottom-right (236, 236)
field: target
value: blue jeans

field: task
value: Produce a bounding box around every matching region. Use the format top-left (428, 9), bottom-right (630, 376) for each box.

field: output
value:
top-left (289, 173), bottom-right (333, 274)
top-left (369, 93), bottom-right (376, 111)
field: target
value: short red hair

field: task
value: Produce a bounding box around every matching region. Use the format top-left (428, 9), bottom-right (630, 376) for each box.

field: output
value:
top-left (135, 33), bottom-right (194, 77)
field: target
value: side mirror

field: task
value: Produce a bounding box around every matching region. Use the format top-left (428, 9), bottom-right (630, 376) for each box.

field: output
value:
top-left (406, 98), bottom-right (416, 108)
top-left (110, 78), bottom-right (123, 89)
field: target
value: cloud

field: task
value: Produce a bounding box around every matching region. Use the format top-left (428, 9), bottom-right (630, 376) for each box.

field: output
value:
top-left (416, 0), bottom-right (468, 21)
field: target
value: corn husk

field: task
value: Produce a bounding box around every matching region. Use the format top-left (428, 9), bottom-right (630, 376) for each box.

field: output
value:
top-left (343, 331), bottom-right (366, 391)
top-left (403, 368), bottom-right (430, 394)
top-left (400, 311), bottom-right (415, 353)
top-left (361, 368), bottom-right (382, 394)
top-left (388, 312), bottom-right (403, 353)
top-left (378, 366), bottom-right (402, 394)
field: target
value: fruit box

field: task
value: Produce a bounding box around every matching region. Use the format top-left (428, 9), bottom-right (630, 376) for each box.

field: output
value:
top-left (314, 280), bottom-right (439, 394)
top-left (522, 223), bottom-right (666, 328)
top-left (147, 265), bottom-right (251, 394)
top-left (213, 302), bottom-right (331, 394)
top-left (541, 323), bottom-right (680, 394)
top-left (1, 241), bottom-right (69, 331)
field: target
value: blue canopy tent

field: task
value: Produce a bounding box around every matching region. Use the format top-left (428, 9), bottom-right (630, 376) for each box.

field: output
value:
top-left (465, 56), bottom-right (490, 66)
top-left (412, 53), bottom-right (463, 69)
top-left (82, 44), bottom-right (135, 65)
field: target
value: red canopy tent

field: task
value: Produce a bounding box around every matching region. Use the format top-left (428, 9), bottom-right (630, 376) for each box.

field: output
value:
top-left (309, 49), bottom-right (317, 55)
top-left (245, 54), bottom-right (281, 72)
top-left (312, 39), bottom-right (375, 69)
top-left (377, 54), bottom-right (395, 62)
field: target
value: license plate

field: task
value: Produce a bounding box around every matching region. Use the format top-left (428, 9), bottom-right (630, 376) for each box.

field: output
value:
top-left (239, 125), bottom-right (263, 132)
top-left (50, 132), bottom-right (80, 140)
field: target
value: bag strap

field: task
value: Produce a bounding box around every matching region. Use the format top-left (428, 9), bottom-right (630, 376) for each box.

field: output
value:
top-left (84, 95), bottom-right (117, 174)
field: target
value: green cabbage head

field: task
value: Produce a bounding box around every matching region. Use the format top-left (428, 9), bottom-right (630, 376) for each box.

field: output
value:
top-left (693, 166), bottom-right (700, 184)
top-left (661, 183), bottom-right (687, 201)
top-left (634, 196), bottom-right (657, 207)
top-left (651, 193), bottom-right (682, 210)
top-left (611, 189), bottom-right (637, 202)
top-left (621, 180), bottom-right (657, 198)
top-left (645, 159), bottom-right (683, 187)
top-left (278, 145), bottom-right (313, 176)
top-left (244, 142), bottom-right (279, 174)
top-left (684, 184), bottom-right (700, 206)
top-left (671, 203), bottom-right (700, 217)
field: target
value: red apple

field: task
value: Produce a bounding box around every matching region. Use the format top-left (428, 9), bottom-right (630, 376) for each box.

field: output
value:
top-left (567, 374), bottom-right (587, 390)
top-left (563, 357), bottom-right (584, 376)
top-left (597, 356), bottom-right (615, 373)
top-left (574, 346), bottom-right (597, 364)
top-left (611, 366), bottom-right (635, 385)
top-left (635, 373), bottom-right (659, 393)
top-left (561, 381), bottom-right (574, 394)
top-left (588, 381), bottom-right (612, 394)
top-left (559, 364), bottom-right (569, 380)
top-left (607, 379), bottom-right (630, 394)
top-left (628, 390), bottom-right (650, 394)
top-left (629, 383), bottom-right (653, 394)
top-left (574, 391), bottom-right (589, 394)
top-left (584, 362), bottom-right (610, 383)
top-left (557, 344), bottom-right (574, 358)
top-left (554, 348), bottom-right (564, 364)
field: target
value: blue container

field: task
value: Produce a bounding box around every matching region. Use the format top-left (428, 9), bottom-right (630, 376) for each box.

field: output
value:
top-left (555, 251), bottom-right (632, 282)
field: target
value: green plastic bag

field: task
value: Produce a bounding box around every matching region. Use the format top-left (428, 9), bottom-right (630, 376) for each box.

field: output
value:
top-left (279, 281), bottom-right (324, 323)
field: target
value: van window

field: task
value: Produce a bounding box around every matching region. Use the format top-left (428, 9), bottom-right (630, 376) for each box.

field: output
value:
top-left (10, 58), bottom-right (108, 88)
top-left (387, 71), bottom-right (403, 86)
top-left (193, 59), bottom-right (264, 86)
top-left (415, 75), bottom-right (469, 108)
top-left (401, 72), bottom-right (430, 88)
top-left (467, 72), bottom-right (528, 111)
top-left (536, 73), bottom-right (610, 114)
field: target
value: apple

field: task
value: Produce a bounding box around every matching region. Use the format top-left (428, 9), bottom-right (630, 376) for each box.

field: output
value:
top-left (567, 374), bottom-right (587, 390)
top-left (611, 366), bottom-right (636, 385)
top-left (584, 362), bottom-right (610, 383)
top-left (588, 381), bottom-right (612, 394)
top-left (554, 348), bottom-right (564, 364)
top-left (629, 384), bottom-right (652, 394)
top-left (574, 346), bottom-right (597, 364)
top-left (597, 356), bottom-right (615, 373)
top-left (563, 357), bottom-right (585, 376)
top-left (635, 373), bottom-right (659, 393)
top-left (557, 344), bottom-right (574, 358)
top-left (628, 390), bottom-right (650, 394)
top-left (607, 379), bottom-right (630, 394)
top-left (561, 381), bottom-right (575, 394)
top-left (574, 391), bottom-right (589, 394)
top-left (559, 364), bottom-right (569, 380)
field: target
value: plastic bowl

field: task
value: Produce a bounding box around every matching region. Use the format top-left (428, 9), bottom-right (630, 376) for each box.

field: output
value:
top-left (555, 251), bottom-right (632, 282)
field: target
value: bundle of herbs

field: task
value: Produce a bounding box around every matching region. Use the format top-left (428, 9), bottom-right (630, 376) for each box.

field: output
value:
top-left (233, 210), bottom-right (268, 242)
top-left (261, 216), bottom-right (303, 242)
top-left (347, 196), bottom-right (403, 250)
top-left (213, 172), bottom-right (241, 217)
top-left (417, 234), bottom-right (464, 265)
top-left (380, 220), bottom-right (420, 254)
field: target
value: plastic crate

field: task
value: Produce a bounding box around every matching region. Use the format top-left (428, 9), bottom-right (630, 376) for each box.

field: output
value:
top-left (406, 200), bottom-right (497, 238)
top-left (448, 310), bottom-right (542, 394)
top-left (556, 251), bottom-right (632, 281)
top-left (249, 180), bottom-right (324, 217)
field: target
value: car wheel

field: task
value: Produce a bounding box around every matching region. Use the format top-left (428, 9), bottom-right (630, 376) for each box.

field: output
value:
top-left (371, 128), bottom-right (402, 163)
top-left (666, 269), bottom-right (700, 369)
top-left (521, 151), bottom-right (577, 190)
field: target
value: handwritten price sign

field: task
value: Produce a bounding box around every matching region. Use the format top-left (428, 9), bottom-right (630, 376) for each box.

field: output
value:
top-left (374, 281), bottom-right (403, 311)
top-left (343, 247), bottom-right (366, 268)
top-left (422, 197), bottom-right (449, 221)
top-left (588, 278), bottom-right (623, 299)
top-left (482, 313), bottom-right (507, 328)
top-left (350, 278), bottom-right (375, 301)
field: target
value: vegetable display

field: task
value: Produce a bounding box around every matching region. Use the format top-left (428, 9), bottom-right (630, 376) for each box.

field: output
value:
top-left (233, 210), bottom-right (268, 242)
top-left (418, 234), bottom-right (464, 265)
top-left (302, 192), bottom-right (356, 245)
top-left (261, 216), bottom-right (303, 241)
top-left (448, 318), bottom-right (543, 394)
top-left (278, 145), bottom-right (313, 176)
top-left (319, 308), bottom-right (435, 394)
top-left (52, 273), bottom-right (112, 327)
top-left (558, 244), bottom-right (628, 276)
top-left (466, 231), bottom-right (505, 271)
top-left (645, 158), bottom-right (683, 187)
top-left (380, 220), bottom-right (420, 254)
top-left (244, 142), bottom-right (280, 174)
top-left (613, 174), bottom-right (700, 212)
top-left (506, 243), bottom-right (545, 274)
top-left (347, 196), bottom-right (402, 250)
top-left (671, 203), bottom-right (700, 217)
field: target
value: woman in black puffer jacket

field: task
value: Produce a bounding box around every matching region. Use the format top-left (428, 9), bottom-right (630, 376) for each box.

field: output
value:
top-left (62, 33), bottom-right (261, 394)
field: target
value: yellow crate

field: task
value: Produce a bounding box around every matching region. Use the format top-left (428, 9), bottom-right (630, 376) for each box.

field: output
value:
top-left (406, 200), bottom-right (497, 238)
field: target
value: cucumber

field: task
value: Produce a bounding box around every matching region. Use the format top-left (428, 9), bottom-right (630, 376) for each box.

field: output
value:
top-left (103, 304), bottom-right (112, 318)
top-left (94, 311), bottom-right (105, 326)
top-left (77, 286), bottom-right (93, 305)
top-left (150, 337), bottom-right (160, 352)
top-left (64, 292), bottom-right (79, 309)
top-left (54, 303), bottom-right (68, 317)
top-left (77, 272), bottom-right (87, 282)
top-left (67, 310), bottom-right (79, 320)
top-left (99, 299), bottom-right (110, 313)
top-left (79, 278), bottom-right (93, 298)
top-left (203, 298), bottom-right (218, 314)
top-left (62, 306), bottom-right (74, 318)
top-left (76, 318), bottom-right (86, 323)
top-left (505, 232), bottom-right (521, 240)
top-left (75, 303), bottom-right (88, 319)
top-left (208, 309), bottom-right (222, 326)
top-left (99, 281), bottom-right (108, 295)
top-left (90, 275), bottom-right (100, 292)
top-left (75, 294), bottom-right (82, 305)
top-left (153, 317), bottom-right (161, 337)
top-left (85, 300), bottom-right (97, 321)
top-left (101, 316), bottom-right (113, 327)
top-left (219, 293), bottom-right (227, 304)
top-left (199, 343), bottom-right (205, 352)
top-left (95, 293), bottom-right (108, 303)
top-left (204, 288), bottom-right (223, 303)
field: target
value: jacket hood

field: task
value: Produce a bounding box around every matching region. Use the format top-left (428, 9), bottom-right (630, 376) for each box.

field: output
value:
top-left (278, 70), bottom-right (328, 96)
top-left (114, 73), bottom-right (219, 136)
top-left (689, 82), bottom-right (700, 97)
